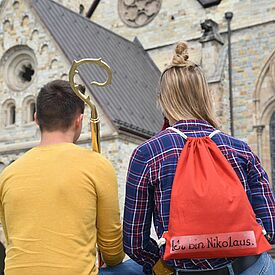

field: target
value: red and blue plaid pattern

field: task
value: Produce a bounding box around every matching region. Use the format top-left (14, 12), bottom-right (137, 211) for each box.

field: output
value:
top-left (123, 120), bottom-right (275, 274)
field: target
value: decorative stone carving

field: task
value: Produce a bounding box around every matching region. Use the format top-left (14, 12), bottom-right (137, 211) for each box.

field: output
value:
top-left (200, 19), bottom-right (223, 45)
top-left (253, 124), bottom-right (265, 134)
top-left (118, 0), bottom-right (161, 28)
top-left (0, 45), bottom-right (37, 91)
top-left (197, 0), bottom-right (221, 8)
top-left (200, 19), bottom-right (224, 80)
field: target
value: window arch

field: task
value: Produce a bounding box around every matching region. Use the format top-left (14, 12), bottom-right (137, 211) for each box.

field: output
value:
top-left (22, 96), bottom-right (36, 124)
top-left (2, 99), bottom-right (16, 127)
top-left (253, 49), bottom-right (275, 185)
top-left (270, 111), bottom-right (275, 191)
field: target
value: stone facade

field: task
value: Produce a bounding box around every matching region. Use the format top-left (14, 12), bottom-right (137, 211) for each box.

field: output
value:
top-left (0, 0), bottom-right (144, 245)
top-left (91, 0), bottom-right (275, 50)
top-left (100, 135), bottom-right (143, 213)
top-left (90, 0), bottom-right (275, 185)
top-left (117, 0), bottom-right (162, 28)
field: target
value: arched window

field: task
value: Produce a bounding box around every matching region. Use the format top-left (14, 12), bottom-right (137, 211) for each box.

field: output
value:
top-left (2, 100), bottom-right (16, 127)
top-left (270, 112), bottom-right (275, 191)
top-left (79, 4), bottom-right (85, 14)
top-left (10, 105), bottom-right (16, 124)
top-left (22, 97), bottom-right (36, 123)
top-left (30, 102), bottom-right (36, 121)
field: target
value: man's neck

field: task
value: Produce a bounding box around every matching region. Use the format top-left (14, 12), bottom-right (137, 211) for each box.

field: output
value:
top-left (39, 131), bottom-right (75, 146)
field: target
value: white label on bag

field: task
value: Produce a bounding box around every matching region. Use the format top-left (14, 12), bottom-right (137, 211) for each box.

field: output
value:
top-left (170, 231), bottom-right (256, 254)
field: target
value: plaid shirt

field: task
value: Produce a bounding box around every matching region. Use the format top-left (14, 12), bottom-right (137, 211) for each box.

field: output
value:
top-left (123, 120), bottom-right (275, 274)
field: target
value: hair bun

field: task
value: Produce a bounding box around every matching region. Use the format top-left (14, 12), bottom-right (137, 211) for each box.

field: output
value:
top-left (171, 42), bottom-right (189, 65)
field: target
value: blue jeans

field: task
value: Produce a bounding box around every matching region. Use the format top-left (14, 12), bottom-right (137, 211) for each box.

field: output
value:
top-left (99, 259), bottom-right (145, 275)
top-left (240, 253), bottom-right (274, 275)
top-left (175, 253), bottom-right (275, 275)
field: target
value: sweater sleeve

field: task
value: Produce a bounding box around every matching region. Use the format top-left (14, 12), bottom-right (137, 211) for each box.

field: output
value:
top-left (123, 147), bottom-right (159, 274)
top-left (95, 156), bottom-right (125, 266)
top-left (247, 147), bottom-right (275, 244)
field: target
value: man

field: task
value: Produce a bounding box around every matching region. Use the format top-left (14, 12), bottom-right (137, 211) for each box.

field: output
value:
top-left (0, 80), bottom-right (125, 274)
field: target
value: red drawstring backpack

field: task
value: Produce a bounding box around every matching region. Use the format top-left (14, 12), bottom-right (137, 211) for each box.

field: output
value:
top-left (161, 127), bottom-right (271, 260)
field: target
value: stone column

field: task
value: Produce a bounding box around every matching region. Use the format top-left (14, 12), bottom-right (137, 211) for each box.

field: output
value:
top-left (253, 124), bottom-right (265, 158)
top-left (199, 19), bottom-right (224, 79)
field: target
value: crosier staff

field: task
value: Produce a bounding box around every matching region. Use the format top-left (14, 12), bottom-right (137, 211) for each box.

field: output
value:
top-left (69, 58), bottom-right (112, 267)
top-left (69, 58), bottom-right (112, 153)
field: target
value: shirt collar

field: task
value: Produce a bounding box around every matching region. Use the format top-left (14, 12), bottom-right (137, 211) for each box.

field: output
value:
top-left (172, 119), bottom-right (216, 131)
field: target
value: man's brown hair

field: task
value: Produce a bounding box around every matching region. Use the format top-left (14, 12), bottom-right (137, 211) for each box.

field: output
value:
top-left (36, 80), bottom-right (85, 132)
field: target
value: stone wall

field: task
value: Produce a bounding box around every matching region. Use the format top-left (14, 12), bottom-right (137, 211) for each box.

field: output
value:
top-left (101, 135), bottom-right (142, 214)
top-left (89, 0), bottom-right (275, 181)
top-left (49, 0), bottom-right (275, 160)
top-left (90, 0), bottom-right (275, 50)
top-left (0, 0), bottom-right (116, 158)
top-left (0, 0), bottom-right (73, 147)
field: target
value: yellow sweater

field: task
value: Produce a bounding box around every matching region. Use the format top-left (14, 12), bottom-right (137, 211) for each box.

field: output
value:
top-left (0, 143), bottom-right (124, 275)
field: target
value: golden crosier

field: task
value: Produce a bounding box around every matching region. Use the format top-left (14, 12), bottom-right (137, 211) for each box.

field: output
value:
top-left (69, 58), bottom-right (112, 153)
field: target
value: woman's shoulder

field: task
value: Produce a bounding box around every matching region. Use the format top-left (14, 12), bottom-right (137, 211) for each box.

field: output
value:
top-left (133, 129), bottom-right (180, 159)
top-left (214, 131), bottom-right (254, 159)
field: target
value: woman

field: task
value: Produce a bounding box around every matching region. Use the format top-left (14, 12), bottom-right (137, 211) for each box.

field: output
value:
top-left (123, 42), bottom-right (275, 275)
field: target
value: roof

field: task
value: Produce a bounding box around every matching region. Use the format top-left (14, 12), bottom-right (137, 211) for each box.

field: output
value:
top-left (31, 0), bottom-right (162, 138)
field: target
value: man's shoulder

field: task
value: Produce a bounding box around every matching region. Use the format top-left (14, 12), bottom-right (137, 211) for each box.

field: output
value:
top-left (71, 145), bottom-right (116, 172)
top-left (1, 150), bottom-right (31, 174)
top-left (0, 152), bottom-right (28, 184)
top-left (73, 145), bottom-right (111, 162)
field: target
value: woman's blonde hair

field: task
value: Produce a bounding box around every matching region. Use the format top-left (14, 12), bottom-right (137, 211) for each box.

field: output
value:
top-left (158, 42), bottom-right (218, 128)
